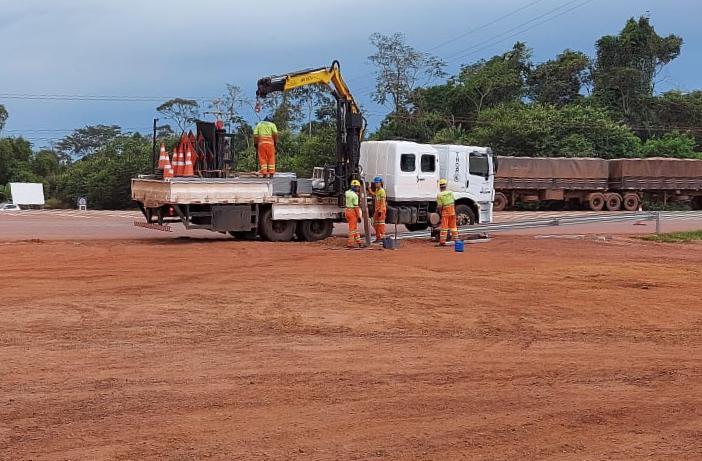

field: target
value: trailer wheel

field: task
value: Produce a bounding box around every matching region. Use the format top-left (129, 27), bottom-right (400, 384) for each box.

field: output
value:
top-left (455, 204), bottom-right (476, 226)
top-left (586, 193), bottom-right (605, 212)
top-left (259, 208), bottom-right (295, 242)
top-left (297, 220), bottom-right (333, 241)
top-left (493, 192), bottom-right (508, 212)
top-left (622, 193), bottom-right (640, 212)
top-left (605, 193), bottom-right (622, 211)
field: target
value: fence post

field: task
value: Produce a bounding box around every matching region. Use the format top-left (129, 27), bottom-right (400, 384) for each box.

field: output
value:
top-left (656, 211), bottom-right (661, 235)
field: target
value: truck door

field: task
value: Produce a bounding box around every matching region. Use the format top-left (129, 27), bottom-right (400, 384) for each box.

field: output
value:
top-left (417, 152), bottom-right (438, 197)
top-left (468, 151), bottom-right (492, 201)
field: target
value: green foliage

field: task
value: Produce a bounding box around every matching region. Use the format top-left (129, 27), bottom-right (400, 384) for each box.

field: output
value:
top-left (643, 230), bottom-right (702, 243)
top-left (55, 135), bottom-right (151, 209)
top-left (55, 125), bottom-right (122, 159)
top-left (453, 42), bottom-right (531, 116)
top-left (368, 32), bottom-right (445, 113)
top-left (371, 111), bottom-right (448, 143)
top-left (592, 16), bottom-right (683, 123)
top-left (647, 91), bottom-right (702, 147)
top-left (464, 103), bottom-right (641, 158)
top-left (639, 132), bottom-right (699, 158)
top-left (156, 98), bottom-right (200, 131)
top-left (528, 50), bottom-right (590, 106)
top-left (0, 104), bottom-right (8, 132)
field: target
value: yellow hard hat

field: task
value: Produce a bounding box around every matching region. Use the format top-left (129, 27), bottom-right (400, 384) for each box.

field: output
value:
top-left (350, 179), bottom-right (361, 187)
top-left (439, 179), bottom-right (448, 186)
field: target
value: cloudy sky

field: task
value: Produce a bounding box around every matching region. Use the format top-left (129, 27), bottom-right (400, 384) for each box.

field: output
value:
top-left (1, 0), bottom-right (699, 147)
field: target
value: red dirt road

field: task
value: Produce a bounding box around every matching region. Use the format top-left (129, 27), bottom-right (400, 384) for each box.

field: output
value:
top-left (2, 236), bottom-right (702, 460)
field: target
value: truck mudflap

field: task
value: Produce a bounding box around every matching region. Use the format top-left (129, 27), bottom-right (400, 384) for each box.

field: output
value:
top-left (271, 203), bottom-right (341, 220)
top-left (478, 201), bottom-right (493, 223)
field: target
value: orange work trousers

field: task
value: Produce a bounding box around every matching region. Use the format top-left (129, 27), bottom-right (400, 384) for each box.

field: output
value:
top-left (439, 205), bottom-right (458, 245)
top-left (374, 208), bottom-right (386, 240)
top-left (257, 142), bottom-right (276, 176)
top-left (345, 208), bottom-right (362, 247)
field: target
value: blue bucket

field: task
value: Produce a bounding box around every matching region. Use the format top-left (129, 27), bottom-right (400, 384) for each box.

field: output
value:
top-left (383, 236), bottom-right (399, 250)
top-left (454, 239), bottom-right (464, 252)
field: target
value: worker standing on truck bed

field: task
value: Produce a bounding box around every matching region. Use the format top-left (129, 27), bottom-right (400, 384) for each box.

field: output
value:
top-left (369, 176), bottom-right (387, 243)
top-left (437, 179), bottom-right (459, 246)
top-left (346, 180), bottom-right (363, 248)
top-left (253, 116), bottom-right (278, 177)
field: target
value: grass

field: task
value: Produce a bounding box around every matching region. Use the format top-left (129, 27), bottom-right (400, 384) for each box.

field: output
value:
top-left (643, 230), bottom-right (702, 243)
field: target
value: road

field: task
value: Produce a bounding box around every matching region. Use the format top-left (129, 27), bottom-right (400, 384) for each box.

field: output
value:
top-left (1, 209), bottom-right (701, 241)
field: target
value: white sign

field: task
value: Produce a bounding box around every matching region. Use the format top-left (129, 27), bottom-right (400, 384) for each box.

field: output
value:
top-left (9, 183), bottom-right (45, 206)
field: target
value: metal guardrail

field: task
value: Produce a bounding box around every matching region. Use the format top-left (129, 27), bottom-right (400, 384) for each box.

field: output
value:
top-left (394, 211), bottom-right (702, 240)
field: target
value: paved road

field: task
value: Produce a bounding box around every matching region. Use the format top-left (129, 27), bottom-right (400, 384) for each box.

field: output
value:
top-left (1, 209), bottom-right (701, 241)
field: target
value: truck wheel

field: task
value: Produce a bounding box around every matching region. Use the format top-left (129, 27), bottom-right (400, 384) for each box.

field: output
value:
top-left (587, 193), bottom-right (605, 212)
top-left (229, 230), bottom-right (257, 240)
top-left (605, 193), bottom-right (622, 211)
top-left (493, 192), bottom-right (508, 212)
top-left (455, 204), bottom-right (476, 226)
top-left (405, 223), bottom-right (429, 232)
top-left (259, 208), bottom-right (295, 242)
top-left (622, 193), bottom-right (640, 212)
top-left (297, 220), bottom-right (333, 241)
top-left (692, 196), bottom-right (702, 211)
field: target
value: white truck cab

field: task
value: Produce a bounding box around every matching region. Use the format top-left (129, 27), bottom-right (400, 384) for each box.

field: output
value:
top-left (360, 140), bottom-right (494, 231)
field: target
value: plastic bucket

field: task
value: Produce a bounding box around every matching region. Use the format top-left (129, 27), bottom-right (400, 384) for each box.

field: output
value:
top-left (383, 236), bottom-right (399, 250)
top-left (454, 239), bottom-right (464, 252)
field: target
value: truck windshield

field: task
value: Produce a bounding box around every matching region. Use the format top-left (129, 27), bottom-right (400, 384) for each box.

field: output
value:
top-left (469, 153), bottom-right (490, 177)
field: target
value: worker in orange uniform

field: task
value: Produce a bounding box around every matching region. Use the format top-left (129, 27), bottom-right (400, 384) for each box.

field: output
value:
top-left (369, 176), bottom-right (387, 242)
top-left (345, 180), bottom-right (363, 248)
top-left (437, 179), bottom-right (459, 246)
top-left (253, 116), bottom-right (278, 177)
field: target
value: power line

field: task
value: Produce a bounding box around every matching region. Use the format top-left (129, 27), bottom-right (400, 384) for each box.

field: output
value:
top-left (0, 93), bottom-right (215, 102)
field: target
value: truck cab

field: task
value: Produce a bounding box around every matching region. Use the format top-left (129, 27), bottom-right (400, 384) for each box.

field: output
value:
top-left (360, 141), bottom-right (494, 231)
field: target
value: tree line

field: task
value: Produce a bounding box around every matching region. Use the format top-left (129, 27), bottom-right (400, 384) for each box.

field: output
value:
top-left (1, 15), bottom-right (700, 208)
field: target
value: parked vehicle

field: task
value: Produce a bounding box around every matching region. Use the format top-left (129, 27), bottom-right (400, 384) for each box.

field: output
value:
top-left (0, 202), bottom-right (21, 212)
top-left (494, 156), bottom-right (702, 211)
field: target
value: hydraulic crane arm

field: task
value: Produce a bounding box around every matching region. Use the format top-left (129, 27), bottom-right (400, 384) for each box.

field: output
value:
top-left (256, 60), bottom-right (365, 200)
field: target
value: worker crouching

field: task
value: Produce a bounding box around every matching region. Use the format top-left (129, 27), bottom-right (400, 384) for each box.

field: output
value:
top-left (345, 180), bottom-right (363, 248)
top-left (253, 116), bottom-right (278, 177)
top-left (369, 176), bottom-right (387, 242)
top-left (437, 179), bottom-right (459, 246)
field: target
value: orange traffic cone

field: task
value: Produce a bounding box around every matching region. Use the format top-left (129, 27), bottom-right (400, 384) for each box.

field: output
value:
top-left (157, 143), bottom-right (169, 169)
top-left (172, 148), bottom-right (183, 176)
top-left (163, 163), bottom-right (174, 180)
top-left (183, 148), bottom-right (194, 176)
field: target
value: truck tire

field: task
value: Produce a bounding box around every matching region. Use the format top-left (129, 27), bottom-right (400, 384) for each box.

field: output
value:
top-left (405, 223), bottom-right (429, 232)
top-left (259, 208), bottom-right (295, 242)
top-left (229, 230), bottom-right (257, 240)
top-left (605, 193), bottom-right (622, 211)
top-left (297, 220), bottom-right (333, 241)
top-left (586, 193), bottom-right (605, 212)
top-left (692, 196), bottom-right (702, 211)
top-left (493, 192), bottom-right (508, 212)
top-left (455, 204), bottom-right (476, 226)
top-left (622, 193), bottom-right (640, 212)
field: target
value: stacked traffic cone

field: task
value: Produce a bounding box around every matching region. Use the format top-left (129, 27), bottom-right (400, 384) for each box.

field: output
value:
top-left (157, 143), bottom-right (169, 169)
top-left (183, 147), bottom-right (194, 176)
top-left (172, 148), bottom-right (183, 176)
top-left (163, 162), bottom-right (174, 180)
top-left (633, 203), bottom-right (646, 226)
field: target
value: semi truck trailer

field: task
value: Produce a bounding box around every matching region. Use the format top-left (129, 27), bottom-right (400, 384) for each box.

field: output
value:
top-left (494, 156), bottom-right (702, 211)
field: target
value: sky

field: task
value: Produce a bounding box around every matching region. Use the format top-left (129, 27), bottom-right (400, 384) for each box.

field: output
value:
top-left (0, 0), bottom-right (700, 148)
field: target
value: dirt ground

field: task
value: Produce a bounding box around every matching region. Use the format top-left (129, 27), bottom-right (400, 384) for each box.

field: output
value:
top-left (1, 236), bottom-right (701, 460)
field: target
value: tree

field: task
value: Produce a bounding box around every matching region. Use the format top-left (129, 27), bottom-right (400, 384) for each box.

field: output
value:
top-left (592, 16), bottom-right (683, 124)
top-left (289, 85), bottom-right (334, 136)
top-left (209, 85), bottom-right (251, 133)
top-left (465, 103), bottom-right (641, 158)
top-left (368, 32), bottom-right (445, 113)
top-left (648, 91), bottom-right (702, 148)
top-left (452, 42), bottom-right (531, 118)
top-left (55, 125), bottom-right (122, 159)
top-left (156, 98), bottom-right (200, 131)
top-left (528, 50), bottom-right (590, 106)
top-left (0, 104), bottom-right (8, 133)
top-left (640, 132), bottom-right (699, 159)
